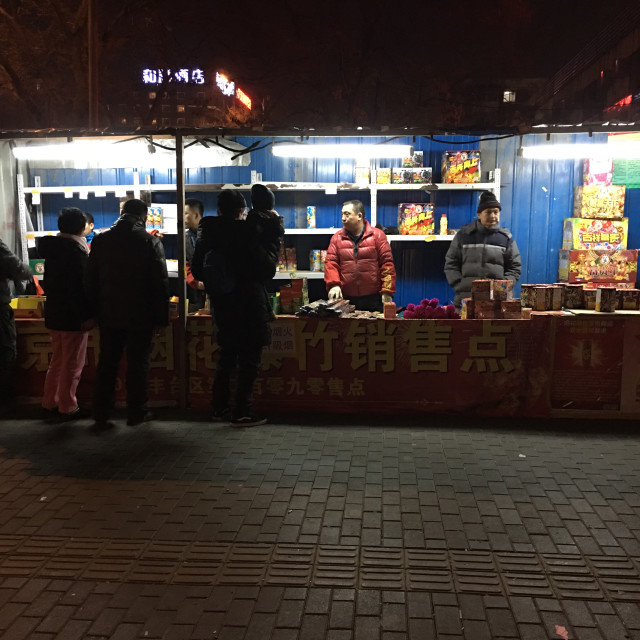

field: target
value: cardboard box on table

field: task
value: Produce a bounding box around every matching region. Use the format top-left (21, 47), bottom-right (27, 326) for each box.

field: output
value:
top-left (558, 249), bottom-right (638, 285)
top-left (572, 185), bottom-right (626, 219)
top-left (562, 218), bottom-right (628, 251)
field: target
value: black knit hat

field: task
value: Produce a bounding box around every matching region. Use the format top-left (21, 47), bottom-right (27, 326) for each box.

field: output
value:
top-left (251, 184), bottom-right (275, 211)
top-left (477, 191), bottom-right (501, 213)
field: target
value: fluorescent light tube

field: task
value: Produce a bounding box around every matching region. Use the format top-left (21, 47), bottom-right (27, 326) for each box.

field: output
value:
top-left (272, 143), bottom-right (413, 159)
top-left (521, 143), bottom-right (640, 160)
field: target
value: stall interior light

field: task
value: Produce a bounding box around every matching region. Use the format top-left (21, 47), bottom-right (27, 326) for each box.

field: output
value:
top-left (520, 142), bottom-right (640, 160)
top-left (272, 143), bottom-right (413, 159)
top-left (11, 138), bottom-right (247, 169)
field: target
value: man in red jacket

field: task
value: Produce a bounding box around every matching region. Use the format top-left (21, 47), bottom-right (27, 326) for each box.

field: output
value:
top-left (324, 200), bottom-right (396, 312)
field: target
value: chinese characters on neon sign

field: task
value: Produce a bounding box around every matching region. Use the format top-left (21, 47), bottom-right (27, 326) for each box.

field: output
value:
top-left (142, 68), bottom-right (205, 85)
top-left (216, 72), bottom-right (252, 110)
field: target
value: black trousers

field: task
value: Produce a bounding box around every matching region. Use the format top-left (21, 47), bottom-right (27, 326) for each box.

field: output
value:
top-left (94, 326), bottom-right (154, 420)
top-left (0, 304), bottom-right (16, 405)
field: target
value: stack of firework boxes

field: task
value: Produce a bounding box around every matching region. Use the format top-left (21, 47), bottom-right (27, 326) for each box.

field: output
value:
top-left (461, 280), bottom-right (521, 319)
top-left (557, 159), bottom-right (638, 311)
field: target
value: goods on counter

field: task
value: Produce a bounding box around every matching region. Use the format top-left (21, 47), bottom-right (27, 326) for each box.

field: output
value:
top-left (279, 278), bottom-right (308, 314)
top-left (572, 185), bottom-right (626, 219)
top-left (403, 298), bottom-right (460, 319)
top-left (441, 150), bottom-right (481, 184)
top-left (296, 298), bottom-right (355, 317)
top-left (463, 279), bottom-right (518, 318)
top-left (397, 203), bottom-right (434, 235)
top-left (595, 287), bottom-right (618, 312)
top-left (9, 295), bottom-right (45, 318)
top-left (562, 218), bottom-right (628, 251)
top-left (558, 249), bottom-right (638, 284)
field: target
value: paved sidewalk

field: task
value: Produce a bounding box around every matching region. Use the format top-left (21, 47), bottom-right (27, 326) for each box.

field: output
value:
top-left (0, 408), bottom-right (639, 639)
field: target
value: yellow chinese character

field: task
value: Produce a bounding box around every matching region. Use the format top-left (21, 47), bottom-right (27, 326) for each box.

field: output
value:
top-left (403, 322), bottom-right (452, 373)
top-left (345, 320), bottom-right (396, 372)
top-left (461, 322), bottom-right (514, 373)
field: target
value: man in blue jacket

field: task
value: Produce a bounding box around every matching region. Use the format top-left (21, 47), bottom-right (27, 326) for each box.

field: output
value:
top-left (444, 191), bottom-right (521, 307)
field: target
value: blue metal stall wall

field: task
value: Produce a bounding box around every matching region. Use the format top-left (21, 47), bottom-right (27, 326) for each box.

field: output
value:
top-left (26, 133), bottom-right (640, 307)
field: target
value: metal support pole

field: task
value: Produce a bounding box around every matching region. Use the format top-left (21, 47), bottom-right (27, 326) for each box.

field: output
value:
top-left (87, 0), bottom-right (99, 128)
top-left (175, 132), bottom-right (188, 409)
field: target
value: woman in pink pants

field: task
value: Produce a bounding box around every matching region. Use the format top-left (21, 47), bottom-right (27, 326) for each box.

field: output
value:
top-left (37, 208), bottom-right (94, 420)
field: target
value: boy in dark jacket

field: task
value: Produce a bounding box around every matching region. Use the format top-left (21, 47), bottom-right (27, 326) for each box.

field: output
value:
top-left (37, 207), bottom-right (93, 420)
top-left (191, 187), bottom-right (283, 427)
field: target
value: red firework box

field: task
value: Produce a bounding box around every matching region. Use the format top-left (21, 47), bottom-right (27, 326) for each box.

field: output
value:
top-left (572, 185), bottom-right (626, 219)
top-left (562, 218), bottom-right (628, 251)
top-left (558, 249), bottom-right (638, 284)
top-left (397, 203), bottom-right (435, 235)
top-left (441, 151), bottom-right (481, 183)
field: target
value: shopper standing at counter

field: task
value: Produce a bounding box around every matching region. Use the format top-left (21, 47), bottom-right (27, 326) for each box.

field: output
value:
top-left (191, 188), bottom-right (283, 428)
top-left (88, 198), bottom-right (170, 429)
top-left (37, 208), bottom-right (93, 421)
top-left (184, 198), bottom-right (206, 311)
top-left (0, 237), bottom-right (32, 411)
top-left (444, 191), bottom-right (521, 307)
top-left (324, 200), bottom-right (396, 312)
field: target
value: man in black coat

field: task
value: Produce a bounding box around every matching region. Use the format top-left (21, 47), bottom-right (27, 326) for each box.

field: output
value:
top-left (0, 237), bottom-right (32, 410)
top-left (88, 198), bottom-right (170, 428)
top-left (191, 187), bottom-right (283, 427)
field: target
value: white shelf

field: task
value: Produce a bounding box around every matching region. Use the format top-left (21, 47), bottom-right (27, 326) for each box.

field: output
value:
top-left (284, 228), bottom-right (338, 235)
top-left (19, 180), bottom-right (499, 195)
top-left (388, 234), bottom-right (455, 242)
top-left (273, 271), bottom-right (325, 280)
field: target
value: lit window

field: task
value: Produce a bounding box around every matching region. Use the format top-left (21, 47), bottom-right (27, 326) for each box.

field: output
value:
top-left (148, 92), bottom-right (156, 100)
top-left (177, 105), bottom-right (185, 113)
top-left (120, 117), bottom-right (127, 125)
top-left (503, 90), bottom-right (516, 103)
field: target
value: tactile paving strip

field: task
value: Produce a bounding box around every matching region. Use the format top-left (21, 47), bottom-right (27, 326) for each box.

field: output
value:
top-left (1, 534), bottom-right (639, 598)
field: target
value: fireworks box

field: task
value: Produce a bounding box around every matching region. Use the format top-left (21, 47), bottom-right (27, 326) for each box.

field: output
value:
top-left (392, 168), bottom-right (413, 184)
top-left (411, 168), bottom-right (433, 184)
top-left (402, 151), bottom-right (424, 168)
top-left (583, 158), bottom-right (613, 186)
top-left (376, 168), bottom-right (391, 184)
top-left (558, 249), bottom-right (638, 284)
top-left (397, 203), bottom-right (435, 235)
top-left (572, 185), bottom-right (626, 219)
top-left (10, 296), bottom-right (45, 318)
top-left (562, 218), bottom-right (628, 250)
top-left (441, 150), bottom-right (481, 183)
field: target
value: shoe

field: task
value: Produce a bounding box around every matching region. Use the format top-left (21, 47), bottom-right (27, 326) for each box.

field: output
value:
top-left (230, 413), bottom-right (267, 428)
top-left (91, 419), bottom-right (116, 432)
top-left (212, 407), bottom-right (230, 422)
top-left (126, 410), bottom-right (154, 427)
top-left (41, 407), bottom-right (59, 422)
top-left (57, 407), bottom-right (92, 422)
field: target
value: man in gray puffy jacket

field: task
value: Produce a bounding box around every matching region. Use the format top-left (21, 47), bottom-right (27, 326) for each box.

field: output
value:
top-left (444, 191), bottom-right (521, 307)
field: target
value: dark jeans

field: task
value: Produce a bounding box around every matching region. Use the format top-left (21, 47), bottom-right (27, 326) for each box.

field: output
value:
top-left (212, 341), bottom-right (263, 417)
top-left (0, 304), bottom-right (16, 405)
top-left (94, 326), bottom-right (154, 420)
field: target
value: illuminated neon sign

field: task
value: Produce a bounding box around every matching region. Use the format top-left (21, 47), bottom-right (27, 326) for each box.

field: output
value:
top-left (216, 71), bottom-right (252, 110)
top-left (142, 68), bottom-right (205, 85)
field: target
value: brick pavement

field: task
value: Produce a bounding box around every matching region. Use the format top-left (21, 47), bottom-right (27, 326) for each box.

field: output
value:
top-left (0, 408), bottom-right (639, 638)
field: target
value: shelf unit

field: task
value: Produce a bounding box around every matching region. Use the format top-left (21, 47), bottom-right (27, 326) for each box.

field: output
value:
top-left (19, 170), bottom-right (500, 237)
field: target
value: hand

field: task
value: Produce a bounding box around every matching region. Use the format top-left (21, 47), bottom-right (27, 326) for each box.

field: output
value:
top-left (328, 286), bottom-right (343, 301)
top-left (381, 294), bottom-right (393, 304)
top-left (196, 281), bottom-right (205, 290)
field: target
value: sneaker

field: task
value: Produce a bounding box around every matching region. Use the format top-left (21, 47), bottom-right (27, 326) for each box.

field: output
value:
top-left (230, 413), bottom-right (267, 428)
top-left (126, 410), bottom-right (154, 427)
top-left (212, 408), bottom-right (230, 422)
